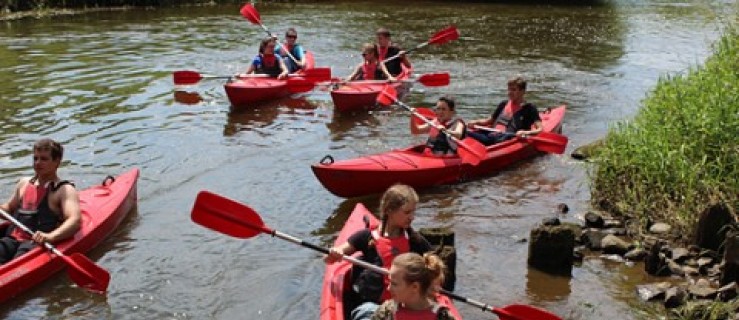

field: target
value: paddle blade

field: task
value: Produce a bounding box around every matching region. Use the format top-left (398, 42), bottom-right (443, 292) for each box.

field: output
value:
top-left (239, 3), bottom-right (261, 25)
top-left (191, 191), bottom-right (267, 239)
top-left (286, 78), bottom-right (316, 93)
top-left (410, 107), bottom-right (436, 134)
top-left (377, 85), bottom-right (398, 106)
top-left (455, 137), bottom-right (486, 166)
top-left (495, 304), bottom-right (563, 320)
top-left (526, 132), bottom-right (568, 154)
top-left (417, 73), bottom-right (450, 87)
top-left (63, 253), bottom-right (110, 294)
top-left (302, 67), bottom-right (332, 82)
top-left (428, 25), bottom-right (459, 46)
top-left (173, 70), bottom-right (203, 85)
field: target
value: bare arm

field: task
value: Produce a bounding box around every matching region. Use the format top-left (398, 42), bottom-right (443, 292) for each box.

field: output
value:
top-left (346, 63), bottom-right (362, 81)
top-left (445, 121), bottom-right (466, 140)
top-left (277, 59), bottom-right (289, 79)
top-left (324, 241), bottom-right (357, 264)
top-left (0, 178), bottom-right (27, 214)
top-left (379, 62), bottom-right (396, 81)
top-left (517, 120), bottom-right (543, 136)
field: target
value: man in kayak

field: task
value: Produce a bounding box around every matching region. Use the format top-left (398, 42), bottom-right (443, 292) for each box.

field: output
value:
top-left (274, 28), bottom-right (306, 73)
top-left (241, 37), bottom-right (289, 79)
top-left (376, 28), bottom-right (411, 77)
top-left (467, 76), bottom-right (543, 145)
top-left (347, 43), bottom-right (396, 81)
top-left (324, 184), bottom-right (432, 320)
top-left (410, 96), bottom-right (467, 155)
top-left (0, 138), bottom-right (81, 264)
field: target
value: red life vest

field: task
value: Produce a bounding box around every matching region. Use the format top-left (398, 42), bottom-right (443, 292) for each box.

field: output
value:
top-left (372, 228), bottom-right (410, 301)
top-left (394, 303), bottom-right (444, 320)
top-left (378, 45), bottom-right (389, 61)
top-left (361, 61), bottom-right (379, 80)
top-left (493, 100), bottom-right (521, 132)
top-left (10, 179), bottom-right (62, 241)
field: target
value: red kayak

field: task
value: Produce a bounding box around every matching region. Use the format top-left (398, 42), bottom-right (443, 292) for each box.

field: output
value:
top-left (320, 203), bottom-right (462, 320)
top-left (330, 67), bottom-right (412, 113)
top-left (312, 106), bottom-right (566, 198)
top-left (224, 51), bottom-right (316, 108)
top-left (0, 168), bottom-right (139, 303)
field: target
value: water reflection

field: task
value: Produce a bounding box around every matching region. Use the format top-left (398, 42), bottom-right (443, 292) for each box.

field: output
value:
top-left (222, 97), bottom-right (316, 136)
top-left (173, 90), bottom-right (203, 105)
top-left (526, 267), bottom-right (572, 302)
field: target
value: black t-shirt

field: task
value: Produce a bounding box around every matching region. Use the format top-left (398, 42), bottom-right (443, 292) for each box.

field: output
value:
top-left (380, 45), bottom-right (404, 77)
top-left (491, 100), bottom-right (541, 133)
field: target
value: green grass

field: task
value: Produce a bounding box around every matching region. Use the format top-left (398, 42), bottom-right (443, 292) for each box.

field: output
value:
top-left (590, 27), bottom-right (738, 239)
top-left (668, 299), bottom-right (739, 320)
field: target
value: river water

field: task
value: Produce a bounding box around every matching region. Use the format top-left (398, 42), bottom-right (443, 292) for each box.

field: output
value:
top-left (0, 1), bottom-right (734, 319)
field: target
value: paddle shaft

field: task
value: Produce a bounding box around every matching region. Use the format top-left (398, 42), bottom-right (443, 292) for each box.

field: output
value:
top-left (0, 208), bottom-right (65, 255)
top-left (381, 41), bottom-right (428, 64)
top-left (253, 20), bottom-right (300, 66)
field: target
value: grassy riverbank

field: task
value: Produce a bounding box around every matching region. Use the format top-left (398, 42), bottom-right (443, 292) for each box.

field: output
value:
top-left (0, 0), bottom-right (239, 20)
top-left (590, 28), bottom-right (738, 239)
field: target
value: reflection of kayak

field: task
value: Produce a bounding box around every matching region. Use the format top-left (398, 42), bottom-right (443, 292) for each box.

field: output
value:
top-left (319, 202), bottom-right (462, 320)
top-left (330, 67), bottom-right (412, 113)
top-left (312, 106), bottom-right (566, 198)
top-left (0, 168), bottom-right (139, 303)
top-left (224, 51), bottom-right (316, 108)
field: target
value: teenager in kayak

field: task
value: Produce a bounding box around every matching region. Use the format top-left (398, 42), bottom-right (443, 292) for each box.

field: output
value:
top-left (274, 28), bottom-right (306, 73)
top-left (376, 28), bottom-right (411, 77)
top-left (467, 76), bottom-right (543, 145)
top-left (325, 184), bottom-right (432, 320)
top-left (0, 138), bottom-right (81, 264)
top-left (371, 252), bottom-right (456, 320)
top-left (410, 96), bottom-right (467, 156)
top-left (242, 37), bottom-right (289, 79)
top-left (347, 43), bottom-right (396, 81)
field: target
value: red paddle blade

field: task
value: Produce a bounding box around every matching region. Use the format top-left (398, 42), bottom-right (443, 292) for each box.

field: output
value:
top-left (526, 132), bottom-right (568, 154)
top-left (63, 253), bottom-right (110, 293)
top-left (173, 70), bottom-right (203, 85)
top-left (411, 107), bottom-right (436, 134)
top-left (456, 137), bottom-right (486, 165)
top-left (417, 73), bottom-right (450, 87)
top-left (495, 304), bottom-right (563, 320)
top-left (239, 3), bottom-right (261, 25)
top-left (428, 25), bottom-right (459, 46)
top-left (191, 191), bottom-right (267, 239)
top-left (286, 78), bottom-right (316, 93)
top-left (377, 85), bottom-right (398, 106)
top-left (302, 67), bottom-right (332, 82)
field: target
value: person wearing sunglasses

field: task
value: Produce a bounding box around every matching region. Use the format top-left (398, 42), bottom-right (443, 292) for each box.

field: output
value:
top-left (347, 43), bottom-right (396, 81)
top-left (274, 28), bottom-right (306, 73)
top-left (243, 37), bottom-right (289, 79)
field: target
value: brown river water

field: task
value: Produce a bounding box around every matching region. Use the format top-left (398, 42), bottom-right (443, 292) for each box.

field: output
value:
top-left (0, 1), bottom-right (735, 319)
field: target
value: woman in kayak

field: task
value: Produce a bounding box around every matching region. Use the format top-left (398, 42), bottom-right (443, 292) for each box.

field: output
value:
top-left (411, 96), bottom-right (467, 155)
top-left (467, 75), bottom-right (542, 145)
top-left (274, 28), bottom-right (306, 73)
top-left (242, 37), bottom-right (289, 79)
top-left (325, 184), bottom-right (432, 320)
top-left (347, 43), bottom-right (396, 81)
top-left (371, 252), bottom-right (456, 320)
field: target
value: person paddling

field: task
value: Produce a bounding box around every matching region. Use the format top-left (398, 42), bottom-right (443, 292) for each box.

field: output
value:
top-left (0, 138), bottom-right (81, 264)
top-left (274, 28), bottom-right (306, 73)
top-left (467, 76), bottom-right (543, 146)
top-left (376, 28), bottom-right (411, 77)
top-left (411, 96), bottom-right (466, 156)
top-left (325, 184), bottom-right (432, 320)
top-left (242, 37), bottom-right (289, 79)
top-left (347, 43), bottom-right (396, 82)
top-left (371, 252), bottom-right (457, 320)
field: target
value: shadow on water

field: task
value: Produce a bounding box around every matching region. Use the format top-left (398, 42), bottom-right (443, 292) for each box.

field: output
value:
top-left (222, 96), bottom-right (317, 136)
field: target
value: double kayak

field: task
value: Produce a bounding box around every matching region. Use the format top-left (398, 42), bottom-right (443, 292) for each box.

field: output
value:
top-left (330, 68), bottom-right (412, 113)
top-left (312, 106), bottom-right (566, 198)
top-left (320, 202), bottom-right (462, 320)
top-left (224, 51), bottom-right (316, 108)
top-left (0, 168), bottom-right (139, 303)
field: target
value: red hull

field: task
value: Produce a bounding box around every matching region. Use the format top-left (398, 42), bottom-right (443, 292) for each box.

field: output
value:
top-left (319, 203), bottom-right (462, 320)
top-left (330, 68), bottom-right (412, 113)
top-left (312, 106), bottom-right (566, 198)
top-left (0, 168), bottom-right (139, 303)
top-left (224, 51), bottom-right (316, 109)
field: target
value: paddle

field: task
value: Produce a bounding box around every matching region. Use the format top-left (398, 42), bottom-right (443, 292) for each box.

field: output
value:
top-left (173, 68), bottom-right (331, 86)
top-left (414, 107), bottom-right (568, 155)
top-left (0, 209), bottom-right (110, 294)
top-left (190, 191), bottom-right (563, 320)
top-left (286, 72), bottom-right (450, 94)
top-left (382, 25), bottom-right (460, 64)
top-left (239, 3), bottom-right (300, 66)
top-left (377, 85), bottom-right (487, 166)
